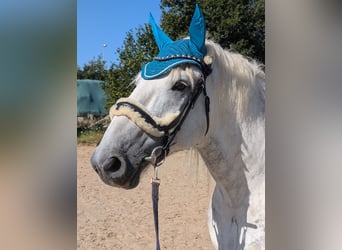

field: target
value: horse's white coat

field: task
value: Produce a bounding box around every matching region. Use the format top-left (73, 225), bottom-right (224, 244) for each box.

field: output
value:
top-left (95, 39), bottom-right (265, 250)
top-left (157, 40), bottom-right (264, 249)
top-left (133, 40), bottom-right (265, 249)
top-left (195, 40), bottom-right (265, 250)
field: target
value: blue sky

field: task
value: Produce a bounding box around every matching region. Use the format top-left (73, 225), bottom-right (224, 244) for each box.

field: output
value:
top-left (77, 0), bottom-right (161, 68)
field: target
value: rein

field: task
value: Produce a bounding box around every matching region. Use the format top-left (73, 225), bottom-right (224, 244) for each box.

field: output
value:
top-left (110, 66), bottom-right (211, 249)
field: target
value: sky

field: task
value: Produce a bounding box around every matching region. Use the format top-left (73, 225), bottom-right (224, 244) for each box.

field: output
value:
top-left (77, 0), bottom-right (161, 68)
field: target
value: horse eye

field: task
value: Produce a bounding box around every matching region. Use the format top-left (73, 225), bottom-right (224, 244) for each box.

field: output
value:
top-left (172, 81), bottom-right (188, 91)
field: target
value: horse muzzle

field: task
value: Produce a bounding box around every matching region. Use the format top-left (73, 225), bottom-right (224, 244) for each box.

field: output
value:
top-left (90, 152), bottom-right (148, 189)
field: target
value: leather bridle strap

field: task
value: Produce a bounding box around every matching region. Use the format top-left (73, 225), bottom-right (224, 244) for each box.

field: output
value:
top-left (161, 80), bottom-right (210, 155)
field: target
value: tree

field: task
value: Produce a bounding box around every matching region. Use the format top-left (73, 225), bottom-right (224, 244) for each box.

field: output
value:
top-left (100, 25), bottom-right (158, 110)
top-left (77, 55), bottom-right (107, 80)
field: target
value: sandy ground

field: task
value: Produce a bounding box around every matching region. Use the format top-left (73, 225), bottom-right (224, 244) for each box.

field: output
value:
top-left (77, 144), bottom-right (216, 249)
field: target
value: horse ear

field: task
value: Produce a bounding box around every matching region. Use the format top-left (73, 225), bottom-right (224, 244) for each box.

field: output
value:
top-left (149, 13), bottom-right (173, 50)
top-left (189, 4), bottom-right (206, 54)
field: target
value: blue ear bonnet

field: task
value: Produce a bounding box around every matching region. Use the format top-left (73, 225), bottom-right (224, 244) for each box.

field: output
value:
top-left (142, 39), bottom-right (206, 79)
top-left (142, 4), bottom-right (207, 80)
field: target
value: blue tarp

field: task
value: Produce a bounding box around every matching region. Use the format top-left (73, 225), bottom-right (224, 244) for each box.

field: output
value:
top-left (77, 79), bottom-right (107, 115)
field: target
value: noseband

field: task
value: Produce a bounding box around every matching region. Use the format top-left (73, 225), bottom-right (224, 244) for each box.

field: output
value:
top-left (110, 67), bottom-right (211, 165)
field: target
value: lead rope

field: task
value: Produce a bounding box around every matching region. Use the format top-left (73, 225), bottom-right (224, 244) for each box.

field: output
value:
top-left (152, 165), bottom-right (161, 250)
top-left (145, 147), bottom-right (164, 250)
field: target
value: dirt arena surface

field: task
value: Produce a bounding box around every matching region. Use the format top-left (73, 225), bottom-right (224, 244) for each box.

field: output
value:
top-left (77, 144), bottom-right (215, 249)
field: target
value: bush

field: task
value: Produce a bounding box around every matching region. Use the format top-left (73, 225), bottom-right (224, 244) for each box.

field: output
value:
top-left (77, 116), bottom-right (110, 144)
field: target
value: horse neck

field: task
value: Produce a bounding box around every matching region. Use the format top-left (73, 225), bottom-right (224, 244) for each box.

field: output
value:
top-left (196, 111), bottom-right (250, 208)
top-left (196, 54), bottom-right (265, 208)
top-left (194, 45), bottom-right (265, 249)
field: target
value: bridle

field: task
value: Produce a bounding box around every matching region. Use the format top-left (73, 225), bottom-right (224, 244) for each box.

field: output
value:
top-left (110, 64), bottom-right (211, 249)
top-left (110, 64), bottom-right (211, 166)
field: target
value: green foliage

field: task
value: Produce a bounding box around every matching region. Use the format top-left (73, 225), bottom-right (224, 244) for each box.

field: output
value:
top-left (116, 26), bottom-right (158, 72)
top-left (77, 118), bottom-right (108, 144)
top-left (77, 55), bottom-right (107, 80)
top-left (77, 129), bottom-right (104, 145)
top-left (78, 25), bottom-right (159, 111)
top-left (100, 25), bottom-right (157, 110)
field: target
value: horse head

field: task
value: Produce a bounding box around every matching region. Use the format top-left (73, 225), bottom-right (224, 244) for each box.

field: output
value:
top-left (90, 5), bottom-right (211, 189)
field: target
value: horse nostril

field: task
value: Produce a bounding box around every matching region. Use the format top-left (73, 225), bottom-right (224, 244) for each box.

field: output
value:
top-left (103, 157), bottom-right (122, 173)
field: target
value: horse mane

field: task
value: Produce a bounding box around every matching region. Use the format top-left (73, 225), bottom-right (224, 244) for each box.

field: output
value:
top-left (205, 40), bottom-right (265, 122)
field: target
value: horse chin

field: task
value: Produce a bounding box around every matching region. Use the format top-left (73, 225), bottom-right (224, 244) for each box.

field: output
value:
top-left (123, 160), bottom-right (149, 189)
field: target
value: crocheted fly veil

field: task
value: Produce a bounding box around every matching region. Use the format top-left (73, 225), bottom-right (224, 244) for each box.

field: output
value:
top-left (142, 4), bottom-right (207, 80)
